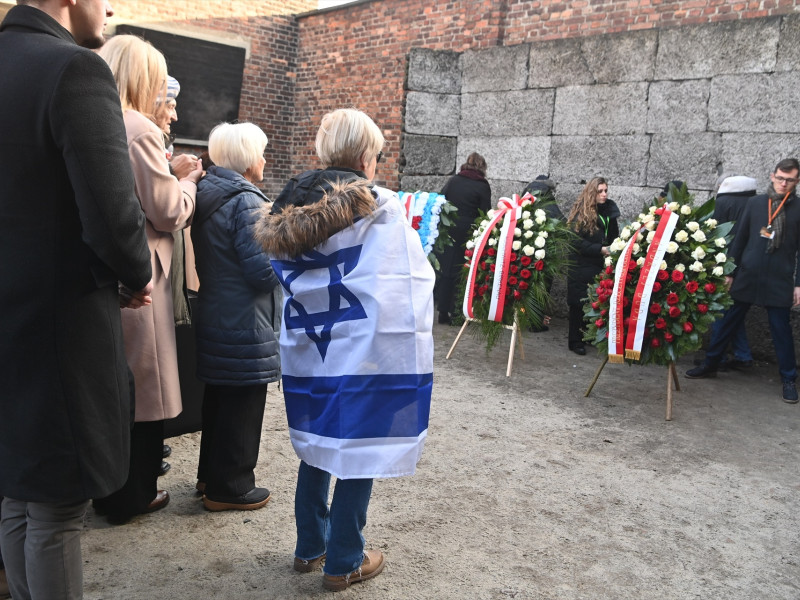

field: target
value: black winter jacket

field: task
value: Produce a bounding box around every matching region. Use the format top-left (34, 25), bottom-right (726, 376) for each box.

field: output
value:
top-left (192, 166), bottom-right (281, 385)
top-left (567, 200), bottom-right (620, 305)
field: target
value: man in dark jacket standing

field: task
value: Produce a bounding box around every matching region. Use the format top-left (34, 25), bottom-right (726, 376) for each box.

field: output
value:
top-left (0, 2), bottom-right (152, 598)
top-left (686, 159), bottom-right (800, 404)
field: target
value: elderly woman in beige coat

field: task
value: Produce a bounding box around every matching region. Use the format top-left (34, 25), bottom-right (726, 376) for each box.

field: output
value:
top-left (92, 35), bottom-right (202, 523)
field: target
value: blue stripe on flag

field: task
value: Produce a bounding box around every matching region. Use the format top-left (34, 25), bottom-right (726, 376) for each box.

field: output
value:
top-left (283, 373), bottom-right (432, 440)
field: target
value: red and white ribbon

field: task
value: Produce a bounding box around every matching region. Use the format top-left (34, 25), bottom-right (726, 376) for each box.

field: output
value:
top-left (463, 193), bottom-right (533, 322)
top-left (608, 227), bottom-right (645, 363)
top-left (401, 192), bottom-right (414, 221)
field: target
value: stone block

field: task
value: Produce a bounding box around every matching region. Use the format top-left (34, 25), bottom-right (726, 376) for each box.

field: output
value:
top-left (529, 38), bottom-right (593, 88)
top-left (776, 14), bottom-right (800, 72)
top-left (457, 136), bottom-right (550, 182)
top-left (550, 135), bottom-right (650, 187)
top-left (406, 48), bottom-right (461, 93)
top-left (461, 45), bottom-right (529, 93)
top-left (557, 184), bottom-right (650, 223)
top-left (460, 89), bottom-right (555, 136)
top-left (405, 92), bottom-right (460, 136)
top-left (553, 82), bottom-right (648, 135)
top-left (655, 18), bottom-right (780, 80)
top-left (399, 175), bottom-right (450, 196)
top-left (721, 133), bottom-right (800, 191)
top-left (402, 134), bottom-right (457, 175)
top-left (646, 79), bottom-right (710, 134)
top-left (581, 30), bottom-right (658, 84)
top-left (647, 133), bottom-right (722, 189)
top-left (489, 180), bottom-right (529, 204)
top-left (709, 73), bottom-right (800, 133)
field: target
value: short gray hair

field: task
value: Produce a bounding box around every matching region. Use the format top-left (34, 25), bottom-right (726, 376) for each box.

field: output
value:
top-left (315, 108), bottom-right (383, 169)
top-left (208, 122), bottom-right (268, 175)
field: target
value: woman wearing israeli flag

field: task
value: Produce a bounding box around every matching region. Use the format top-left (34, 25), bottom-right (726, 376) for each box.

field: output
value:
top-left (256, 108), bottom-right (434, 591)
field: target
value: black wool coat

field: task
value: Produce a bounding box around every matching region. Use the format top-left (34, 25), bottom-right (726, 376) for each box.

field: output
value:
top-left (729, 193), bottom-right (800, 307)
top-left (0, 6), bottom-right (152, 503)
top-left (567, 200), bottom-right (620, 306)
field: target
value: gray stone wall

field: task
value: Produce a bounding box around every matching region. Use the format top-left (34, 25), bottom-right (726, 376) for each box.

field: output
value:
top-left (401, 16), bottom-right (800, 360)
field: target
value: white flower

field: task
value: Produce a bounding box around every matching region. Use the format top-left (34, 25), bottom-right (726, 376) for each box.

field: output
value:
top-left (534, 236), bottom-right (546, 248)
top-left (523, 245), bottom-right (535, 256)
top-left (488, 238), bottom-right (496, 246)
top-left (540, 231), bottom-right (549, 238)
top-left (646, 231), bottom-right (656, 243)
top-left (522, 211), bottom-right (531, 219)
top-left (691, 247), bottom-right (706, 260)
top-left (666, 241), bottom-right (679, 254)
top-left (668, 201), bottom-right (680, 211)
top-left (675, 263), bottom-right (686, 272)
top-left (487, 209), bottom-right (496, 218)
top-left (534, 249), bottom-right (546, 260)
top-left (522, 219), bottom-right (534, 230)
top-left (633, 243), bottom-right (641, 254)
top-left (620, 227), bottom-right (631, 240)
top-left (521, 199), bottom-right (532, 207)
top-left (689, 260), bottom-right (705, 272)
top-left (712, 266), bottom-right (724, 276)
top-left (691, 230), bottom-right (707, 243)
top-left (636, 232), bottom-right (645, 242)
top-left (512, 240), bottom-right (521, 251)
top-left (641, 213), bottom-right (654, 224)
top-left (535, 216), bottom-right (546, 225)
top-left (534, 209), bottom-right (546, 220)
top-left (636, 257), bottom-right (645, 266)
top-left (630, 222), bottom-right (641, 230)
top-left (524, 231), bottom-right (534, 239)
top-left (706, 219), bottom-right (718, 229)
top-left (466, 240), bottom-right (475, 250)
top-left (473, 229), bottom-right (481, 238)
top-left (680, 205), bottom-right (692, 215)
top-left (715, 237), bottom-right (727, 248)
top-left (715, 252), bottom-right (727, 263)
top-left (605, 256), bottom-right (613, 267)
top-left (660, 260), bottom-right (668, 270)
top-left (514, 228), bottom-right (522, 237)
top-left (686, 221), bottom-right (700, 232)
top-left (480, 220), bottom-right (489, 229)
top-left (610, 239), bottom-right (626, 253)
top-left (644, 220), bottom-right (656, 231)
top-left (674, 230), bottom-right (689, 243)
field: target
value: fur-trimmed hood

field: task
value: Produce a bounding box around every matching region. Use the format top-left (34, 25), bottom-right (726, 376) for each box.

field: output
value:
top-left (255, 177), bottom-right (377, 259)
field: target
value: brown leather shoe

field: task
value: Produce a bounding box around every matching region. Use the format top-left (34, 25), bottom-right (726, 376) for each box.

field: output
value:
top-left (294, 554), bottom-right (325, 573)
top-left (144, 490), bottom-right (170, 513)
top-left (322, 549), bottom-right (385, 591)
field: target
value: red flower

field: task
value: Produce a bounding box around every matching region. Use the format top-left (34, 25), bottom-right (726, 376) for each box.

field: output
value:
top-left (664, 332), bottom-right (674, 343)
top-left (595, 318), bottom-right (605, 328)
top-left (666, 292), bottom-right (680, 305)
top-left (480, 261), bottom-right (487, 270)
top-left (602, 279), bottom-right (614, 288)
top-left (592, 301), bottom-right (600, 310)
top-left (683, 322), bottom-right (694, 333)
top-left (513, 290), bottom-right (521, 300)
top-left (668, 306), bottom-right (681, 318)
top-left (652, 281), bottom-right (662, 293)
top-left (478, 285), bottom-right (488, 296)
top-left (651, 338), bottom-right (661, 348)
top-left (625, 272), bottom-right (633, 283)
top-left (519, 281), bottom-right (529, 290)
top-left (704, 283), bottom-right (717, 293)
top-left (465, 249), bottom-right (474, 258)
top-left (671, 270), bottom-right (685, 283)
top-left (622, 296), bottom-right (630, 307)
top-left (509, 253), bottom-right (517, 262)
top-left (650, 303), bottom-right (662, 314)
top-left (598, 293), bottom-right (609, 303)
top-left (487, 248), bottom-right (496, 257)
top-left (606, 266), bottom-right (613, 275)
top-left (508, 276), bottom-right (518, 285)
top-left (623, 317), bottom-right (631, 327)
top-left (601, 309), bottom-right (607, 316)
top-left (534, 260), bottom-right (545, 271)
top-left (697, 303), bottom-right (708, 314)
top-left (520, 269), bottom-right (532, 279)
top-left (490, 264), bottom-right (496, 272)
top-left (520, 256), bottom-right (532, 266)
top-left (510, 265), bottom-right (519, 274)
top-left (655, 317), bottom-right (667, 329)
top-left (596, 286), bottom-right (604, 295)
top-left (411, 215), bottom-right (422, 230)
top-left (485, 274), bottom-right (491, 282)
top-left (627, 261), bottom-right (637, 271)
top-left (685, 280), bottom-right (699, 293)
top-left (657, 270), bottom-right (669, 281)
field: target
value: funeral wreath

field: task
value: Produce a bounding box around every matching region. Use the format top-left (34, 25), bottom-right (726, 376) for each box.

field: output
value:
top-left (398, 190), bottom-right (458, 271)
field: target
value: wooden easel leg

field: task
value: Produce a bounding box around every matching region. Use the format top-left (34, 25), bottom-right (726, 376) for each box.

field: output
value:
top-left (584, 356), bottom-right (609, 397)
top-left (665, 363), bottom-right (674, 421)
top-left (445, 320), bottom-right (470, 360)
top-left (506, 320), bottom-right (519, 377)
top-left (670, 361), bottom-right (681, 392)
top-left (515, 318), bottom-right (525, 361)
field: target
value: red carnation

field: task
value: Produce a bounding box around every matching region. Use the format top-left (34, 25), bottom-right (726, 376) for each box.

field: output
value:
top-left (652, 281), bottom-right (662, 293)
top-left (490, 264), bottom-right (496, 272)
top-left (668, 306), bottom-right (681, 318)
top-left (683, 322), bottom-right (694, 333)
top-left (606, 266), bottom-right (613, 275)
top-left (596, 286), bottom-right (604, 296)
top-left (650, 303), bottom-right (662, 314)
top-left (480, 261), bottom-right (487, 270)
top-left (592, 301), bottom-right (600, 310)
top-left (487, 248), bottom-right (496, 257)
top-left (595, 318), bottom-right (605, 328)
top-left (685, 280), bottom-right (699, 293)
top-left (534, 260), bottom-right (545, 271)
top-left (465, 249), bottom-right (474, 258)
top-left (508, 276), bottom-right (518, 285)
top-left (520, 256), bottom-right (532, 266)
top-left (697, 303), bottom-right (708, 314)
top-left (655, 317), bottom-right (667, 330)
top-left (509, 253), bottom-right (517, 262)
top-left (510, 265), bottom-right (519, 274)
top-left (651, 338), bottom-right (661, 348)
top-left (666, 292), bottom-right (680, 305)
top-left (513, 290), bottom-right (521, 300)
top-left (671, 270), bottom-right (685, 283)
top-left (520, 269), bottom-right (532, 279)
top-left (603, 279), bottom-right (614, 288)
top-left (601, 309), bottom-right (608, 316)
top-left (657, 270), bottom-right (669, 281)
top-left (519, 281), bottom-right (529, 290)
top-left (411, 215), bottom-right (422, 230)
top-left (704, 283), bottom-right (717, 293)
top-left (664, 332), bottom-right (674, 343)
top-left (627, 261), bottom-right (637, 271)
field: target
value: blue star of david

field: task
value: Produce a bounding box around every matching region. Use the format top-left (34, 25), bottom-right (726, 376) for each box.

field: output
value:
top-left (272, 245), bottom-right (367, 361)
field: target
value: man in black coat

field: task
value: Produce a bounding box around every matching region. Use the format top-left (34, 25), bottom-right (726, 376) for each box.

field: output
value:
top-left (686, 159), bottom-right (800, 404)
top-left (0, 2), bottom-right (152, 598)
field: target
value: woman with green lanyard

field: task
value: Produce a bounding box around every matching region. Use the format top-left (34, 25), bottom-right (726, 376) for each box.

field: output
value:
top-left (566, 177), bottom-right (620, 355)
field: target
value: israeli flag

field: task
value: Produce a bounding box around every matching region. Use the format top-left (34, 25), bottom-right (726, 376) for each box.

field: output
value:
top-left (271, 187), bottom-right (435, 479)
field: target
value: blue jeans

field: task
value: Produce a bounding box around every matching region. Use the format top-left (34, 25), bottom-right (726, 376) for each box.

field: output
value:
top-left (710, 309), bottom-right (752, 361)
top-left (294, 461), bottom-right (373, 576)
top-left (705, 301), bottom-right (796, 382)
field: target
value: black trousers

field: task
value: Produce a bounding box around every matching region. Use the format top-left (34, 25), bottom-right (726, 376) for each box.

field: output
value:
top-left (93, 420), bottom-right (163, 518)
top-left (568, 303), bottom-right (587, 347)
top-left (197, 383), bottom-right (268, 498)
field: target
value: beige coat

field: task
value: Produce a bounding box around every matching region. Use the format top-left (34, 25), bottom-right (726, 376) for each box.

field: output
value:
top-left (122, 110), bottom-right (196, 422)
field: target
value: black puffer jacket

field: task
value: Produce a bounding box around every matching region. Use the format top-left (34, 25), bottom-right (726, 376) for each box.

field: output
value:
top-left (567, 200), bottom-right (620, 305)
top-left (271, 166), bottom-right (366, 214)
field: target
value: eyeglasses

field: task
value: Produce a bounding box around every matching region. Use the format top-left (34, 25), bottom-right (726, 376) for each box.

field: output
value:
top-left (774, 175), bottom-right (799, 184)
top-left (376, 151), bottom-right (384, 164)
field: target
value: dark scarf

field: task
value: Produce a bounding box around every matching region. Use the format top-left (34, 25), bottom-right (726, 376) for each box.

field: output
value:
top-left (458, 168), bottom-right (487, 182)
top-left (766, 183), bottom-right (792, 253)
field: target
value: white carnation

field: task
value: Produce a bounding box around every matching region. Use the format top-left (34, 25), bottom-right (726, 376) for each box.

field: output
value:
top-left (715, 252), bottom-right (727, 263)
top-left (605, 256), bottom-right (613, 267)
top-left (524, 231), bottom-right (534, 239)
top-left (641, 213), bottom-right (654, 224)
top-left (540, 231), bottom-right (549, 238)
top-left (514, 228), bottom-right (522, 237)
top-left (523, 245), bottom-right (535, 256)
top-left (691, 247), bottom-right (706, 260)
top-left (620, 228), bottom-right (631, 240)
top-left (636, 257), bottom-right (645, 266)
top-left (535, 216), bottom-right (546, 225)
top-left (534, 249), bottom-right (546, 260)
top-left (488, 237), bottom-right (496, 246)
top-left (712, 266), bottom-right (724, 276)
top-left (610, 239), bottom-right (626, 253)
top-left (675, 263), bottom-right (686, 272)
top-left (691, 230), bottom-right (707, 243)
top-left (689, 260), bottom-right (705, 272)
top-left (522, 219), bottom-right (534, 230)
top-left (522, 211), bottom-right (531, 219)
top-left (633, 243), bottom-right (641, 254)
top-left (666, 241), bottom-right (679, 254)
top-left (660, 260), bottom-right (668, 270)
top-left (512, 240), bottom-right (521, 251)
top-left (644, 220), bottom-right (656, 231)
top-left (680, 204), bottom-right (692, 215)
top-left (674, 230), bottom-right (689, 243)
top-left (686, 221), bottom-right (700, 232)
top-left (466, 240), bottom-right (474, 250)
top-left (715, 237), bottom-right (727, 248)
top-left (668, 201), bottom-right (680, 211)
top-left (487, 209), bottom-right (496, 218)
top-left (534, 209), bottom-right (546, 220)
top-left (706, 219), bottom-right (718, 229)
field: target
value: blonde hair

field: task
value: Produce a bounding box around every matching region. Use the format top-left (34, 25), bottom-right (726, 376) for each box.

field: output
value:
top-left (567, 177), bottom-right (607, 235)
top-left (315, 108), bottom-right (384, 169)
top-left (208, 122), bottom-right (268, 175)
top-left (98, 35), bottom-right (167, 120)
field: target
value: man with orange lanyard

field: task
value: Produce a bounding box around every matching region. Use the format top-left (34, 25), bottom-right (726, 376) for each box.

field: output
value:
top-left (687, 158), bottom-right (800, 403)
